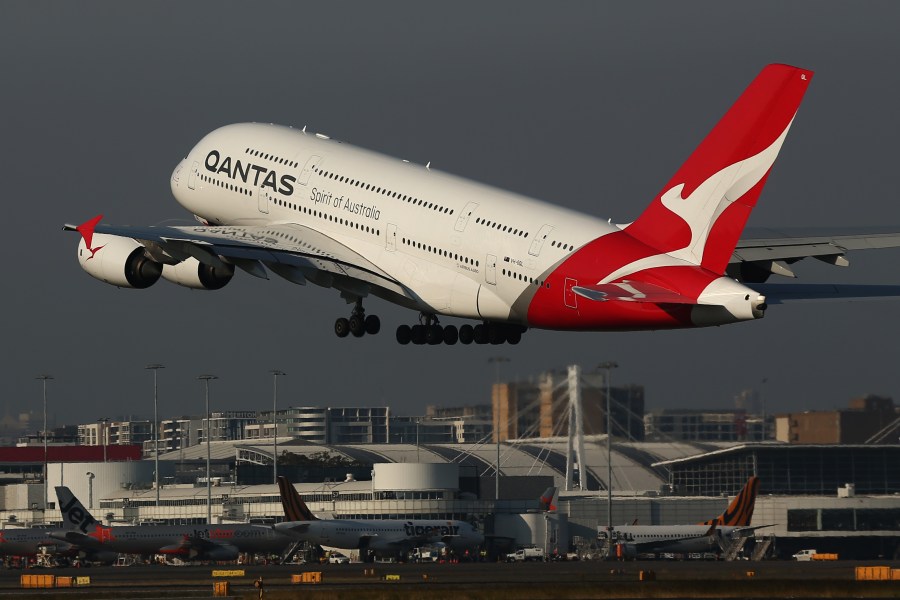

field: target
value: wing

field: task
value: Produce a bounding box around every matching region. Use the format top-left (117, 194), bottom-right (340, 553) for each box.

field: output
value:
top-left (63, 219), bottom-right (409, 299)
top-left (50, 530), bottom-right (99, 547)
top-left (732, 227), bottom-right (900, 280)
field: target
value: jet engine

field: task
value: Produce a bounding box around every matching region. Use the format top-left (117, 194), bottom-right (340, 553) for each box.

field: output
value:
top-left (161, 257), bottom-right (234, 290)
top-left (198, 544), bottom-right (240, 561)
top-left (77, 234), bottom-right (162, 289)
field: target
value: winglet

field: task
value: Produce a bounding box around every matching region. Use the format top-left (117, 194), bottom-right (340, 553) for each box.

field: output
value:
top-left (69, 215), bottom-right (104, 248)
top-left (277, 476), bottom-right (319, 522)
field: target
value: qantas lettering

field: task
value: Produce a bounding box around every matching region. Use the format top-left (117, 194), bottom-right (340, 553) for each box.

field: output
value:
top-left (205, 150), bottom-right (295, 196)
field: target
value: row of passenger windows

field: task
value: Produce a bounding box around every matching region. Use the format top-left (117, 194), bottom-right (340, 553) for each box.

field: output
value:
top-left (551, 240), bottom-right (576, 252)
top-left (474, 217), bottom-right (529, 238)
top-left (402, 237), bottom-right (479, 267)
top-left (313, 166), bottom-right (454, 216)
top-left (272, 197), bottom-right (381, 237)
top-left (201, 173), bottom-right (252, 197)
top-left (245, 147), bottom-right (299, 169)
top-left (502, 268), bottom-right (550, 289)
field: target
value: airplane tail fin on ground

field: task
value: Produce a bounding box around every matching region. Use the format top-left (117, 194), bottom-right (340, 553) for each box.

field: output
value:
top-left (277, 476), bottom-right (319, 521)
top-left (538, 486), bottom-right (559, 512)
top-left (55, 486), bottom-right (99, 534)
top-left (625, 64), bottom-right (813, 275)
top-left (701, 476), bottom-right (760, 527)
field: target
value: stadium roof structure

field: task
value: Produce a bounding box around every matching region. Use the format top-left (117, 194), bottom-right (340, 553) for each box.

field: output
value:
top-left (158, 435), bottom-right (738, 493)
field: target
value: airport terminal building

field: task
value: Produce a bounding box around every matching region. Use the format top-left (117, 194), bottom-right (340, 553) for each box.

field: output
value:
top-left (0, 435), bottom-right (896, 559)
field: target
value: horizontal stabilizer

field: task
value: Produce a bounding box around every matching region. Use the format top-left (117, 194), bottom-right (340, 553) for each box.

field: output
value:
top-left (757, 283), bottom-right (900, 304)
top-left (573, 281), bottom-right (694, 304)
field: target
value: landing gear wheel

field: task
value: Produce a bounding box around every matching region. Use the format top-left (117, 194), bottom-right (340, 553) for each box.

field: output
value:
top-left (488, 323), bottom-right (506, 345)
top-left (349, 314), bottom-right (366, 337)
top-left (506, 329), bottom-right (522, 345)
top-left (411, 325), bottom-right (426, 345)
top-left (396, 324), bottom-right (411, 345)
top-left (443, 325), bottom-right (459, 345)
top-left (426, 325), bottom-right (443, 345)
top-left (365, 314), bottom-right (381, 335)
top-left (473, 324), bottom-right (488, 345)
top-left (458, 324), bottom-right (474, 345)
top-left (335, 318), bottom-right (350, 338)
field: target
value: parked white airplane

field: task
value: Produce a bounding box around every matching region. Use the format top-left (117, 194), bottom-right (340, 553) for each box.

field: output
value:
top-left (598, 477), bottom-right (765, 557)
top-left (52, 486), bottom-right (289, 561)
top-left (273, 476), bottom-right (483, 561)
top-left (66, 64), bottom-right (900, 345)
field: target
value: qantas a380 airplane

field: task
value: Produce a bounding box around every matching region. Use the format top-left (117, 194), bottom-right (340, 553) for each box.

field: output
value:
top-left (66, 64), bottom-right (900, 345)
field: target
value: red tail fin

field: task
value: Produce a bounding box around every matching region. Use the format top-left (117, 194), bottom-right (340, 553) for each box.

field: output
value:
top-left (626, 64), bottom-right (813, 274)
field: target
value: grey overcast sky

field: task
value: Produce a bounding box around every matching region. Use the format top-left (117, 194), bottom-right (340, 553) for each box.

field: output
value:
top-left (3, 1), bottom-right (900, 426)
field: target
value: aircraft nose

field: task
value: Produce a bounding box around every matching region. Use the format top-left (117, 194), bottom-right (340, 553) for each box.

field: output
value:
top-left (171, 159), bottom-right (186, 187)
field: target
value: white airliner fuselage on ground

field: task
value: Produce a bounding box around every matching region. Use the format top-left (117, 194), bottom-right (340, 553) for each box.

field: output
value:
top-left (274, 477), bottom-right (483, 561)
top-left (68, 64), bottom-right (900, 345)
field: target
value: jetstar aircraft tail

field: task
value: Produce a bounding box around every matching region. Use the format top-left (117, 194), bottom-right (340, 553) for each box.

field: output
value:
top-left (538, 486), bottom-right (558, 512)
top-left (625, 64), bottom-right (813, 275)
top-left (277, 476), bottom-right (319, 522)
top-left (700, 476), bottom-right (760, 527)
top-left (56, 486), bottom-right (100, 534)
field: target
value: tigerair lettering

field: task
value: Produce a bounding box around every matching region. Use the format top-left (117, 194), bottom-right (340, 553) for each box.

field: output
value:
top-left (205, 150), bottom-right (296, 196)
top-left (402, 522), bottom-right (459, 537)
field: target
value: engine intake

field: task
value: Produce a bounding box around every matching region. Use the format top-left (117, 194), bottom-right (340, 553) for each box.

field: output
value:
top-left (161, 257), bottom-right (234, 290)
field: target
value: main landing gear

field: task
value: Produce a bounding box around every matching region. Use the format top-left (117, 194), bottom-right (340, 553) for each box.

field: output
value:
top-left (334, 299), bottom-right (380, 339)
top-left (396, 316), bottom-right (525, 346)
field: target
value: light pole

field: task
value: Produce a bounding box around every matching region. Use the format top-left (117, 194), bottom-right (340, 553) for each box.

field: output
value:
top-left (270, 370), bottom-right (286, 484)
top-left (487, 356), bottom-right (510, 500)
top-left (760, 377), bottom-right (768, 442)
top-left (35, 375), bottom-right (53, 512)
top-left (86, 472), bottom-right (95, 509)
top-left (597, 361), bottom-right (618, 549)
top-left (97, 418), bottom-right (109, 462)
top-left (146, 364), bottom-right (164, 507)
top-left (198, 375), bottom-right (218, 525)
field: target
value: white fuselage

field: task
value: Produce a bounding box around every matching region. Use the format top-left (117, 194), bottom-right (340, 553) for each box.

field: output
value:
top-left (275, 518), bottom-right (483, 554)
top-left (602, 524), bottom-right (742, 554)
top-left (171, 123), bottom-right (615, 324)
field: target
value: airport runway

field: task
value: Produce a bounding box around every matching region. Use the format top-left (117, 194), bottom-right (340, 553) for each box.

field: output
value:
top-left (0, 560), bottom-right (897, 599)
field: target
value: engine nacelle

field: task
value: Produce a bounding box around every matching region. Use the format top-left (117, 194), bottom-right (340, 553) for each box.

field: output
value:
top-left (198, 544), bottom-right (240, 561)
top-left (77, 234), bottom-right (162, 289)
top-left (161, 257), bottom-right (234, 290)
